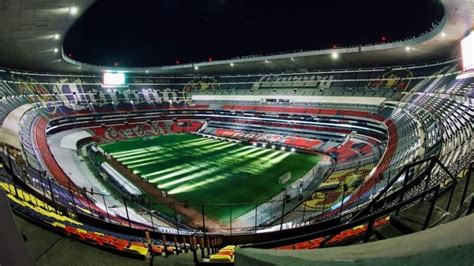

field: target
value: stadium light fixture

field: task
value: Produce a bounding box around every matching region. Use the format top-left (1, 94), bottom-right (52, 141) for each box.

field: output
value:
top-left (291, 57), bottom-right (295, 61)
top-left (441, 32), bottom-right (446, 37)
top-left (146, 70), bottom-right (149, 73)
top-left (291, 148), bottom-right (296, 152)
top-left (264, 60), bottom-right (270, 64)
top-left (69, 6), bottom-right (78, 15)
top-left (281, 146), bottom-right (286, 151)
top-left (271, 145), bottom-right (276, 149)
top-left (405, 46), bottom-right (411, 52)
top-left (53, 48), bottom-right (58, 53)
top-left (230, 63), bottom-right (234, 67)
top-left (331, 52), bottom-right (339, 60)
top-left (194, 65), bottom-right (199, 70)
top-left (54, 34), bottom-right (60, 40)
top-left (252, 142), bottom-right (257, 147)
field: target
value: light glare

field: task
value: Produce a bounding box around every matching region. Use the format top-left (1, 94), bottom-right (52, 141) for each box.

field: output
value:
top-left (69, 6), bottom-right (78, 15)
top-left (103, 73), bottom-right (125, 86)
top-left (461, 31), bottom-right (474, 71)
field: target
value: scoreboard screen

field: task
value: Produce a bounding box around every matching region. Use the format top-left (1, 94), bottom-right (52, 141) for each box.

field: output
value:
top-left (102, 72), bottom-right (127, 87)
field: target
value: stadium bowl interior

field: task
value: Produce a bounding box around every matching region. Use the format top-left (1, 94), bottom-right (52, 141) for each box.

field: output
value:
top-left (0, 0), bottom-right (473, 265)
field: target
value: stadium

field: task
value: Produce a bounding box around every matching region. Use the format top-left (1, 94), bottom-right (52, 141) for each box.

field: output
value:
top-left (0, 0), bottom-right (472, 265)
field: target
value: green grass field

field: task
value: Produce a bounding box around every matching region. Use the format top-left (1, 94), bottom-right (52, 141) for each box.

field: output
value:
top-left (99, 134), bottom-right (320, 222)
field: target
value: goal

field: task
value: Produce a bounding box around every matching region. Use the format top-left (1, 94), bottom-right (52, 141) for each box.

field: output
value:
top-left (279, 171), bottom-right (292, 184)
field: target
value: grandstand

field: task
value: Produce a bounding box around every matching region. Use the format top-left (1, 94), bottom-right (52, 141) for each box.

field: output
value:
top-left (0, 0), bottom-right (472, 265)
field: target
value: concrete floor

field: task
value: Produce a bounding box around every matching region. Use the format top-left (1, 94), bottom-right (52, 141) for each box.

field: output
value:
top-left (236, 214), bottom-right (474, 266)
top-left (14, 215), bottom-right (195, 266)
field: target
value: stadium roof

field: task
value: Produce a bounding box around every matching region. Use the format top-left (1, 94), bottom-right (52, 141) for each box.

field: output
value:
top-left (0, 0), bottom-right (472, 75)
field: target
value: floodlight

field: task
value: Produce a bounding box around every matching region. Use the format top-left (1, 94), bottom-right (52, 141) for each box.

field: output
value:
top-left (405, 46), bottom-right (411, 52)
top-left (331, 52), bottom-right (339, 59)
top-left (69, 6), bottom-right (78, 15)
top-left (53, 48), bottom-right (58, 53)
top-left (54, 34), bottom-right (60, 40)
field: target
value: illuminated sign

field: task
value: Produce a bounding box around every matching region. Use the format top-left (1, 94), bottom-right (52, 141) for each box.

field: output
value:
top-left (461, 31), bottom-right (474, 71)
top-left (102, 72), bottom-right (127, 87)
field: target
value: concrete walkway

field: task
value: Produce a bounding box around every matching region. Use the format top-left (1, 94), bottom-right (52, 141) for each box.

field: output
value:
top-left (236, 214), bottom-right (474, 266)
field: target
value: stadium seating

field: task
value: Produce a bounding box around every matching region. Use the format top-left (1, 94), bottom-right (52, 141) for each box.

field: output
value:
top-left (0, 58), bottom-right (471, 264)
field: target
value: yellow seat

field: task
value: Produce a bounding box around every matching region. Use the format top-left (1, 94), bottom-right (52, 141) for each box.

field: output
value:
top-left (52, 221), bottom-right (66, 228)
top-left (7, 194), bottom-right (25, 206)
top-left (209, 254), bottom-right (234, 263)
top-left (0, 182), bottom-right (9, 191)
top-left (8, 184), bottom-right (16, 195)
top-left (221, 245), bottom-right (236, 250)
top-left (17, 190), bottom-right (25, 200)
top-left (127, 245), bottom-right (149, 256)
top-left (23, 192), bottom-right (31, 202)
top-left (36, 199), bottom-right (45, 209)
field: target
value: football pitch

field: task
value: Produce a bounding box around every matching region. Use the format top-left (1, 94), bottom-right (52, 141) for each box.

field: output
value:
top-left (99, 134), bottom-right (320, 222)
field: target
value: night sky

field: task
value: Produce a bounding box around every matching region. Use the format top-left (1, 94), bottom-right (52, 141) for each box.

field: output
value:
top-left (63, 0), bottom-right (444, 67)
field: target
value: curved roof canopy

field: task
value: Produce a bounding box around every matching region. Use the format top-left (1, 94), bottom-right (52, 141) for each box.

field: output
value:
top-left (0, 0), bottom-right (472, 74)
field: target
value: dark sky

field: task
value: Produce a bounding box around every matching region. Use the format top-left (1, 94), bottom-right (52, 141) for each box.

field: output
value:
top-left (63, 0), bottom-right (444, 67)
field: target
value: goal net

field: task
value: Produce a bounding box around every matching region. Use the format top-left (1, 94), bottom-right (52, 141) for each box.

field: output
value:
top-left (279, 171), bottom-right (292, 184)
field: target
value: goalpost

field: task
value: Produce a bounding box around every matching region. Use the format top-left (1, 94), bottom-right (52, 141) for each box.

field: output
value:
top-left (279, 171), bottom-right (292, 184)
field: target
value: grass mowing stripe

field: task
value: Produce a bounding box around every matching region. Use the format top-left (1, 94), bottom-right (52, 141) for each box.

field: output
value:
top-left (117, 139), bottom-right (229, 165)
top-left (99, 134), bottom-right (320, 223)
top-left (131, 142), bottom-right (242, 173)
top-left (149, 165), bottom-right (204, 183)
top-left (113, 138), bottom-right (218, 160)
top-left (157, 148), bottom-right (274, 189)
